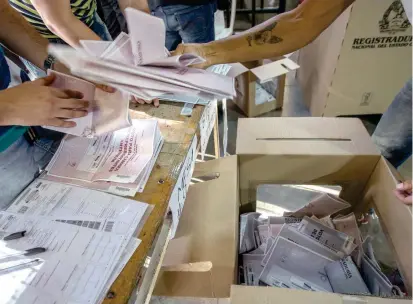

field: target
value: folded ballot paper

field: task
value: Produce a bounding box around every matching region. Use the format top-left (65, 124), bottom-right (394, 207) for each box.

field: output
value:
top-left (238, 194), bottom-right (406, 298)
top-left (1, 180), bottom-right (151, 304)
top-left (48, 8), bottom-right (236, 102)
top-left (46, 70), bottom-right (132, 137)
top-left (42, 119), bottom-right (163, 196)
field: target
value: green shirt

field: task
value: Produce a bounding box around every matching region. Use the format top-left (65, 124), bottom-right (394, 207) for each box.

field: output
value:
top-left (0, 126), bottom-right (28, 153)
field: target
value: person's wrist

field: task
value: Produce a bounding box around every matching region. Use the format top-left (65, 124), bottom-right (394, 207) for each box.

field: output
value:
top-left (43, 54), bottom-right (56, 71)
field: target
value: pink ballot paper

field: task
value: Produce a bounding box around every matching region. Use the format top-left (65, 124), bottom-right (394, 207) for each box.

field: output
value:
top-left (45, 70), bottom-right (132, 137)
top-left (46, 119), bottom-right (160, 183)
top-left (48, 7), bottom-right (234, 102)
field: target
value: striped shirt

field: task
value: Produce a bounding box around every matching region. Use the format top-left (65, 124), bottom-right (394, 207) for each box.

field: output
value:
top-left (9, 0), bottom-right (97, 39)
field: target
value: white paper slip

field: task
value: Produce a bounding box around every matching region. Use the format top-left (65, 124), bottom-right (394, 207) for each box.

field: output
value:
top-left (239, 213), bottom-right (261, 254)
top-left (259, 237), bottom-right (334, 292)
top-left (181, 102), bottom-right (195, 116)
top-left (0, 212), bottom-right (126, 304)
top-left (242, 254), bottom-right (264, 286)
top-left (42, 128), bottom-right (163, 197)
top-left (46, 119), bottom-right (160, 184)
top-left (169, 135), bottom-right (197, 238)
top-left (49, 8), bottom-right (236, 103)
top-left (277, 224), bottom-right (344, 260)
top-left (6, 179), bottom-right (150, 235)
top-left (297, 216), bottom-right (356, 255)
top-left (208, 64), bottom-right (232, 76)
top-left (45, 70), bottom-right (132, 138)
top-left (285, 193), bottom-right (351, 218)
top-left (96, 238), bottom-right (141, 303)
top-left (199, 99), bottom-right (217, 159)
top-left (325, 256), bottom-right (370, 295)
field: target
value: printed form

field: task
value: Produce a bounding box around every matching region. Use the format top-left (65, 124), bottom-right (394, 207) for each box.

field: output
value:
top-left (42, 119), bottom-right (163, 196)
top-left (0, 212), bottom-right (127, 304)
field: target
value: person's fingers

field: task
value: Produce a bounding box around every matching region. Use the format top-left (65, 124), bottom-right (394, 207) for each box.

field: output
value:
top-left (135, 97), bottom-right (145, 104)
top-left (55, 109), bottom-right (88, 119)
top-left (403, 181), bottom-right (413, 192)
top-left (32, 74), bottom-right (55, 86)
top-left (394, 189), bottom-right (413, 205)
top-left (63, 89), bottom-right (84, 99)
top-left (144, 98), bottom-right (152, 104)
top-left (96, 83), bottom-right (116, 93)
top-left (154, 98), bottom-right (160, 107)
top-left (45, 118), bottom-right (77, 128)
top-left (57, 98), bottom-right (90, 110)
top-left (396, 182), bottom-right (413, 193)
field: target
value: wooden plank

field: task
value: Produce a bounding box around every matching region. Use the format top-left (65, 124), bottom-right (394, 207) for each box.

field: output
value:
top-left (102, 101), bottom-right (204, 304)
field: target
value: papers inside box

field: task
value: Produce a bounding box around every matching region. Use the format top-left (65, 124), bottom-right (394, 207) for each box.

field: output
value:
top-left (153, 118), bottom-right (411, 303)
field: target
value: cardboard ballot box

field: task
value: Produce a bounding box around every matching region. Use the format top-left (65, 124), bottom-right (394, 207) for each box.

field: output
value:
top-left (228, 57), bottom-right (299, 117)
top-left (153, 117), bottom-right (412, 303)
top-left (297, 0), bottom-right (412, 116)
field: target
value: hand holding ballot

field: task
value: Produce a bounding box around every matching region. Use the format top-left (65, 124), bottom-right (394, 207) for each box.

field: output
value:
top-left (48, 8), bottom-right (236, 103)
top-left (0, 74), bottom-right (88, 128)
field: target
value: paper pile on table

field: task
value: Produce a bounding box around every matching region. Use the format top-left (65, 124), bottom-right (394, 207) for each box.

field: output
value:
top-left (1, 180), bottom-right (152, 304)
top-left (42, 119), bottom-right (163, 197)
top-left (239, 193), bottom-right (405, 297)
top-left (48, 8), bottom-right (236, 102)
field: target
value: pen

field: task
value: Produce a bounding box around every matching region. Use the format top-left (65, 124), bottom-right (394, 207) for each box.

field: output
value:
top-left (0, 258), bottom-right (42, 274)
top-left (1, 247), bottom-right (47, 259)
top-left (3, 230), bottom-right (26, 241)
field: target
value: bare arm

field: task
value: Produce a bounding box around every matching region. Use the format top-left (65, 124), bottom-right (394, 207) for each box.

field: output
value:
top-left (0, 0), bottom-right (50, 68)
top-left (176, 0), bottom-right (355, 66)
top-left (118, 0), bottom-right (150, 14)
top-left (31, 0), bottom-right (101, 48)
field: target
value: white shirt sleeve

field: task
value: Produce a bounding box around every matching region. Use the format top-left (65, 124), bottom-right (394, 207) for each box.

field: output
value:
top-left (401, 0), bottom-right (412, 24)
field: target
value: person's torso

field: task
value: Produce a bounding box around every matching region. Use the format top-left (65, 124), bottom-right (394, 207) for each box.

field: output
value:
top-left (0, 48), bottom-right (28, 153)
top-left (8, 0), bottom-right (97, 39)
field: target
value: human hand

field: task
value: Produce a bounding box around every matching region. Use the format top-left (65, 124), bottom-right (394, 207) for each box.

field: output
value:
top-left (131, 96), bottom-right (160, 107)
top-left (0, 74), bottom-right (89, 128)
top-left (173, 43), bottom-right (211, 69)
top-left (394, 180), bottom-right (412, 205)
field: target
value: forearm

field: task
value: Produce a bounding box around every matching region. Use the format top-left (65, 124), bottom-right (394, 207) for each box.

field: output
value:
top-left (203, 0), bottom-right (355, 65)
top-left (118, 0), bottom-right (150, 14)
top-left (45, 16), bottom-right (101, 48)
top-left (0, 1), bottom-right (48, 68)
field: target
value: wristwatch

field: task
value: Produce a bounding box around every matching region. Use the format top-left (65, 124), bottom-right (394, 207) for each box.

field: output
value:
top-left (43, 54), bottom-right (56, 71)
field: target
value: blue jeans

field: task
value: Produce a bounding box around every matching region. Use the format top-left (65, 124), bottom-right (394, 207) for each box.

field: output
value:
top-left (372, 79), bottom-right (412, 168)
top-left (0, 136), bottom-right (61, 209)
top-left (153, 2), bottom-right (216, 51)
top-left (23, 13), bottom-right (112, 79)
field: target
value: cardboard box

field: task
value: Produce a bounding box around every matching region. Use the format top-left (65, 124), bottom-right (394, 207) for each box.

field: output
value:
top-left (228, 57), bottom-right (299, 117)
top-left (153, 117), bottom-right (412, 303)
top-left (297, 0), bottom-right (412, 116)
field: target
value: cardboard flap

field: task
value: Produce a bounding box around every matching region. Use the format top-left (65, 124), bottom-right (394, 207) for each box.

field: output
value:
top-left (227, 63), bottom-right (250, 78)
top-left (361, 158), bottom-right (413, 293)
top-left (250, 58), bottom-right (300, 83)
top-left (154, 156), bottom-right (239, 298)
top-left (230, 285), bottom-right (411, 304)
top-left (236, 117), bottom-right (380, 156)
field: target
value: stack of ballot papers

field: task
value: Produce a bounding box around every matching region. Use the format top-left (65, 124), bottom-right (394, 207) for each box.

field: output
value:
top-left (48, 8), bottom-right (236, 102)
top-left (45, 70), bottom-right (132, 137)
top-left (42, 119), bottom-right (163, 197)
top-left (0, 179), bottom-right (152, 304)
top-left (239, 193), bottom-right (406, 298)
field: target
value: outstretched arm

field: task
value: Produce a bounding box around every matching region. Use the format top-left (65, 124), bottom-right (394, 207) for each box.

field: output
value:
top-left (175, 0), bottom-right (355, 66)
top-left (31, 0), bottom-right (101, 48)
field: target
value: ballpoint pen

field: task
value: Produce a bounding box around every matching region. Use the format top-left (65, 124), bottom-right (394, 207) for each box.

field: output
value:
top-left (3, 230), bottom-right (26, 241)
top-left (0, 259), bottom-right (42, 274)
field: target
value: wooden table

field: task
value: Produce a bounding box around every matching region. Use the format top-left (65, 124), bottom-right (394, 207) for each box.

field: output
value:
top-left (102, 101), bottom-right (210, 304)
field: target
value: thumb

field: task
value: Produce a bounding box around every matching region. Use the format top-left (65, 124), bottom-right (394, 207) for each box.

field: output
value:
top-left (31, 74), bottom-right (55, 86)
